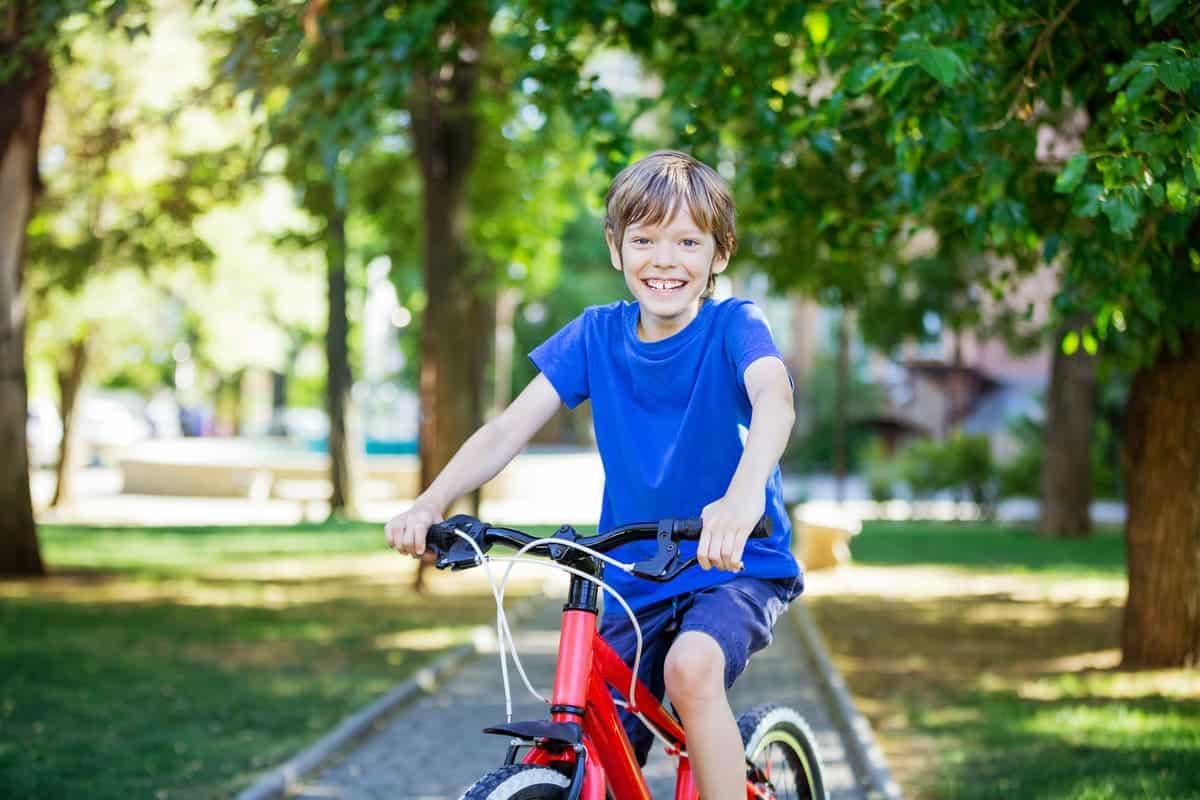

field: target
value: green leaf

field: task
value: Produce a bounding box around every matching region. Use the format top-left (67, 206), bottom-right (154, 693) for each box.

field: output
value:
top-left (932, 116), bottom-right (960, 153)
top-left (804, 10), bottom-right (830, 46)
top-left (1043, 234), bottom-right (1061, 263)
top-left (1102, 187), bottom-right (1141, 236)
top-left (1075, 183), bottom-right (1105, 218)
top-left (844, 62), bottom-right (882, 95)
top-left (1167, 178), bottom-right (1188, 211)
top-left (1159, 58), bottom-right (1192, 92)
top-left (1125, 66), bottom-right (1158, 102)
top-left (1055, 152), bottom-right (1089, 194)
top-left (1150, 0), bottom-right (1183, 24)
top-left (1107, 60), bottom-right (1141, 92)
top-left (1062, 331), bottom-right (1080, 355)
top-left (915, 44), bottom-right (965, 87)
top-left (1082, 333), bottom-right (1098, 355)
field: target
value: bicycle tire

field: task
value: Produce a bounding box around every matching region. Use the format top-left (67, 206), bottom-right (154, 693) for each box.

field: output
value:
top-left (459, 764), bottom-right (570, 800)
top-left (739, 703), bottom-right (826, 800)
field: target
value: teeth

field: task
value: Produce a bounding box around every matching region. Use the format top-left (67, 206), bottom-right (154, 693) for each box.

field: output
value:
top-left (647, 279), bottom-right (684, 290)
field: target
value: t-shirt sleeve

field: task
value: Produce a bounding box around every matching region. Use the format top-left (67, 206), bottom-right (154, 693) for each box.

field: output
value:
top-left (529, 310), bottom-right (591, 409)
top-left (725, 300), bottom-right (791, 392)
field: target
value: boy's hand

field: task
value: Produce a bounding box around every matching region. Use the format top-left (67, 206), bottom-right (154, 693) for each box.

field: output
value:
top-left (385, 501), bottom-right (444, 558)
top-left (698, 491), bottom-right (765, 572)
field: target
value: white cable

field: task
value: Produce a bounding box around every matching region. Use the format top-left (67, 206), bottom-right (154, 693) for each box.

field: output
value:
top-left (488, 554), bottom-right (681, 753)
top-left (496, 534), bottom-right (644, 703)
top-left (447, 527), bottom-right (642, 714)
top-left (446, 528), bottom-right (680, 751)
top-left (443, 529), bottom-right (525, 719)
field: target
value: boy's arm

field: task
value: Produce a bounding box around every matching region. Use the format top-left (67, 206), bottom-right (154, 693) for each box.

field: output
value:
top-left (698, 356), bottom-right (795, 571)
top-left (387, 373), bottom-right (562, 556)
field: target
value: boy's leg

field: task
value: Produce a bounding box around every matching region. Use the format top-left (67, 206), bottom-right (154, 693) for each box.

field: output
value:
top-left (663, 631), bottom-right (743, 799)
top-left (597, 598), bottom-right (680, 766)
top-left (664, 575), bottom-right (802, 799)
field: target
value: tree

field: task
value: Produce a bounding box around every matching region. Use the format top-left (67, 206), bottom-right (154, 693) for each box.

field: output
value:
top-left (629, 0), bottom-right (1198, 665)
top-left (218, 1), bottom-right (631, 526)
top-left (1039, 316), bottom-right (1096, 537)
top-left (0, 0), bottom-right (151, 575)
top-left (25, 13), bottom-right (223, 506)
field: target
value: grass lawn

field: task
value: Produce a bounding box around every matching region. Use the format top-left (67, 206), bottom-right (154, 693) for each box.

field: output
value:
top-left (0, 521), bottom-right (558, 799)
top-left (804, 521), bottom-right (1200, 800)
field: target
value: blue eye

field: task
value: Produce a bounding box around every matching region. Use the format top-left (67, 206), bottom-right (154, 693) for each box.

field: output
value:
top-left (682, 239), bottom-right (700, 247)
top-left (632, 237), bottom-right (651, 245)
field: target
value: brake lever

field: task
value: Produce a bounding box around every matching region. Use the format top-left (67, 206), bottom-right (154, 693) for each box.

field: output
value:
top-left (433, 514), bottom-right (490, 571)
top-left (629, 520), bottom-right (680, 580)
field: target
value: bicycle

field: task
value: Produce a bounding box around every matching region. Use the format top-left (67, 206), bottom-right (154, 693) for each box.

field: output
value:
top-left (423, 513), bottom-right (827, 800)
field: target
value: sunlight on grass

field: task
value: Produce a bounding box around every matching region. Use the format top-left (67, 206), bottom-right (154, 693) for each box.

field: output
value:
top-left (1022, 703), bottom-right (1199, 746)
top-left (2, 520), bottom-right (550, 799)
top-left (373, 627), bottom-right (475, 651)
top-left (1017, 665), bottom-right (1200, 701)
top-left (806, 521), bottom-right (1199, 800)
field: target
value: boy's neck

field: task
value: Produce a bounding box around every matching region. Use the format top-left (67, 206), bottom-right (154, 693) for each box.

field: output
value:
top-left (636, 301), bottom-right (704, 342)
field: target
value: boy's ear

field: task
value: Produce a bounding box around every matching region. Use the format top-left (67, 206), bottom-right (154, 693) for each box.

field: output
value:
top-left (606, 229), bottom-right (623, 271)
top-left (711, 251), bottom-right (730, 275)
top-left (711, 234), bottom-right (734, 275)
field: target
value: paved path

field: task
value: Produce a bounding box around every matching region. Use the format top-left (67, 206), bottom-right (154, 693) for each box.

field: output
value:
top-left (293, 599), bottom-right (870, 800)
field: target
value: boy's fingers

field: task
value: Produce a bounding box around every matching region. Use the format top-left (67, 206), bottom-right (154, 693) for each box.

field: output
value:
top-left (719, 536), bottom-right (736, 570)
top-left (697, 531), bottom-right (712, 570)
top-left (709, 530), bottom-right (727, 571)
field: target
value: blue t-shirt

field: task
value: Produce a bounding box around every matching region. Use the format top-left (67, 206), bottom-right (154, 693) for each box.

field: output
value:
top-left (529, 297), bottom-right (800, 616)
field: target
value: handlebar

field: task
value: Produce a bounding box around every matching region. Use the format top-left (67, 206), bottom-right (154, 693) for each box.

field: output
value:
top-left (426, 514), bottom-right (771, 582)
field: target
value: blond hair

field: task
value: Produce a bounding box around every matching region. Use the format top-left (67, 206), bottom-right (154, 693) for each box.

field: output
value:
top-left (604, 150), bottom-right (737, 298)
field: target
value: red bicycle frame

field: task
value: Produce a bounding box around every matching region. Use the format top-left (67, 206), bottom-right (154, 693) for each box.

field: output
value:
top-left (426, 515), bottom-right (775, 799)
top-left (521, 608), bottom-right (765, 800)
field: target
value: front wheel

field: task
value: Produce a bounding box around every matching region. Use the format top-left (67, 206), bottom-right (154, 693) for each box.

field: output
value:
top-left (739, 703), bottom-right (826, 800)
top-left (459, 764), bottom-right (569, 800)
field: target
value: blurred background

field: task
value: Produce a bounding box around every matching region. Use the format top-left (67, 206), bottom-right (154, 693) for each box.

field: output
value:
top-left (2, 2), bottom-right (1197, 798)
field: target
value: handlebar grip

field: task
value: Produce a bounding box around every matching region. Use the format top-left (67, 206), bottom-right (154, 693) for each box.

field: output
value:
top-left (425, 515), bottom-right (490, 570)
top-left (674, 515), bottom-right (772, 539)
top-left (425, 521), bottom-right (459, 554)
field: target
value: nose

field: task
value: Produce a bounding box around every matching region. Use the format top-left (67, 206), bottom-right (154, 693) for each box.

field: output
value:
top-left (652, 240), bottom-right (675, 266)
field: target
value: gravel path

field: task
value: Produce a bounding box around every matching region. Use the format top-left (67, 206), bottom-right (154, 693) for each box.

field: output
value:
top-left (290, 595), bottom-right (875, 800)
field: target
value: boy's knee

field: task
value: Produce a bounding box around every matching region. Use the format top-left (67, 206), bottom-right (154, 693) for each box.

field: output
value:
top-left (663, 632), bottom-right (726, 708)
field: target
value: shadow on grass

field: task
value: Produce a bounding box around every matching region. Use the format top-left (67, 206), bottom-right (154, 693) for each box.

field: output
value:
top-left (1, 521), bottom-right (563, 799)
top-left (808, 588), bottom-right (1199, 799)
top-left (0, 590), bottom-right (507, 800)
top-left (916, 689), bottom-right (1200, 799)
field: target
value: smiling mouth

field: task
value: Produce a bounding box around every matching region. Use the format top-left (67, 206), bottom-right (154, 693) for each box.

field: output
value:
top-left (643, 278), bottom-right (687, 292)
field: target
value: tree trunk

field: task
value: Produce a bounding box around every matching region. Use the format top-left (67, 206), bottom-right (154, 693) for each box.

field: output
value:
top-left (0, 39), bottom-right (49, 576)
top-left (1039, 321), bottom-right (1096, 537)
top-left (1120, 330), bottom-right (1200, 668)
top-left (324, 204), bottom-right (360, 517)
top-left (50, 338), bottom-right (88, 508)
top-left (410, 16), bottom-right (492, 590)
top-left (832, 308), bottom-right (849, 502)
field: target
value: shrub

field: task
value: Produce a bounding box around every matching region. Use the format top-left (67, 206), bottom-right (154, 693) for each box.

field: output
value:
top-left (996, 415), bottom-right (1124, 500)
top-left (897, 431), bottom-right (998, 517)
top-left (860, 439), bottom-right (903, 501)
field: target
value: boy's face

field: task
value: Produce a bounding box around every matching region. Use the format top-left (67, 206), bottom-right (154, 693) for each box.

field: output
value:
top-left (607, 206), bottom-right (728, 341)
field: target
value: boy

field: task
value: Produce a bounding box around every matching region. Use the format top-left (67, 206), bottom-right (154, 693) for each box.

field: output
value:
top-left (387, 150), bottom-right (801, 798)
